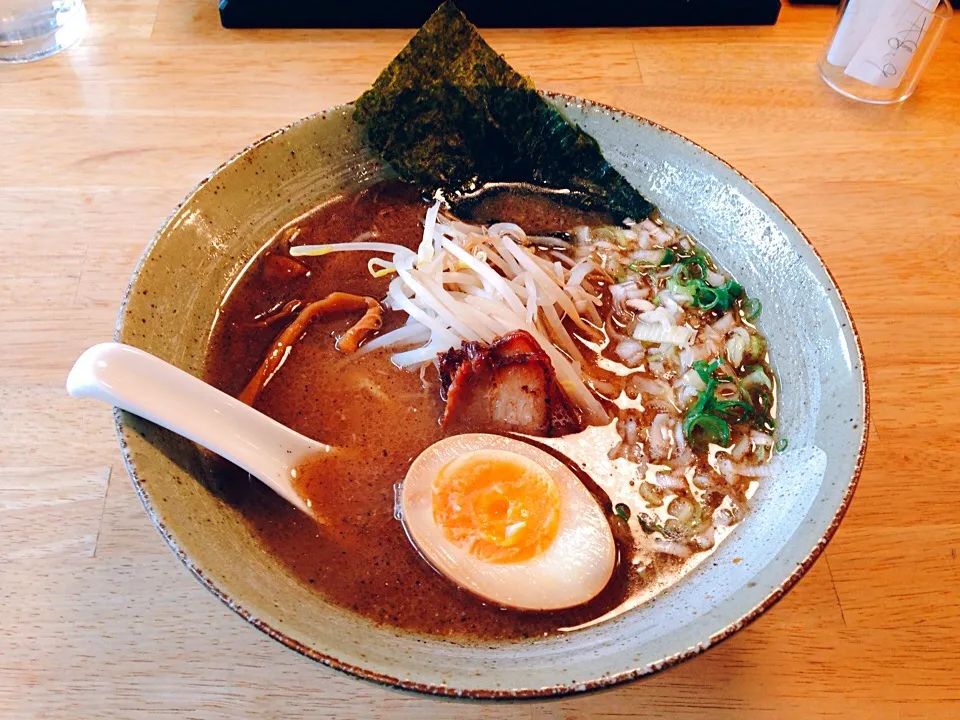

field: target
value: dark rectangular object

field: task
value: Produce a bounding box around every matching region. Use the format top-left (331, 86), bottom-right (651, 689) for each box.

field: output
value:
top-left (219, 1), bottom-right (782, 28)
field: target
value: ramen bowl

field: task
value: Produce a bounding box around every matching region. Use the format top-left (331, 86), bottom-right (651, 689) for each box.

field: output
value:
top-left (113, 95), bottom-right (867, 698)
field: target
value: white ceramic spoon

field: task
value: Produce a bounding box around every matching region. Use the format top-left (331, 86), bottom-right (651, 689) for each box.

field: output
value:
top-left (66, 342), bottom-right (332, 516)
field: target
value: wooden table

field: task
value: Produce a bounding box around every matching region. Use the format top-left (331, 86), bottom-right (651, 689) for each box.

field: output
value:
top-left (2, 2), bottom-right (958, 717)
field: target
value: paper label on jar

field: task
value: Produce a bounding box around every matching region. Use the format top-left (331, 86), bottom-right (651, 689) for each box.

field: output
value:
top-left (826, 0), bottom-right (883, 67)
top-left (843, 0), bottom-right (938, 88)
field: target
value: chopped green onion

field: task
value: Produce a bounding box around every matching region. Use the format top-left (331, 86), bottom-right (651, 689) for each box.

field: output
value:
top-left (666, 277), bottom-right (695, 302)
top-left (695, 285), bottom-right (720, 310)
top-left (700, 279), bottom-right (742, 312)
top-left (638, 481), bottom-right (664, 507)
top-left (663, 518), bottom-right (686, 538)
top-left (687, 380), bottom-right (715, 416)
top-left (712, 397), bottom-right (754, 421)
top-left (638, 514), bottom-right (667, 535)
top-left (684, 356), bottom-right (776, 443)
top-left (754, 385), bottom-right (774, 413)
top-left (743, 296), bottom-right (762, 321)
top-left (724, 279), bottom-right (743, 298)
top-left (594, 226), bottom-right (630, 247)
top-left (614, 503), bottom-right (631, 521)
top-left (692, 358), bottom-right (722, 384)
top-left (628, 247), bottom-right (676, 273)
top-left (740, 364), bottom-right (772, 391)
top-left (747, 334), bottom-right (767, 363)
top-left (775, 437), bottom-right (789, 452)
top-left (676, 255), bottom-right (708, 283)
top-left (683, 412), bottom-right (731, 448)
top-left (670, 263), bottom-right (742, 313)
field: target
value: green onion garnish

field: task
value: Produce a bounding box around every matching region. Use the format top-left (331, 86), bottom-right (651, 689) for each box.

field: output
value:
top-left (671, 262), bottom-right (743, 313)
top-left (683, 356), bottom-right (776, 448)
top-left (743, 296), bottom-right (762, 321)
top-left (627, 247), bottom-right (677, 274)
top-left (638, 514), bottom-right (666, 535)
top-left (614, 503), bottom-right (631, 521)
top-left (692, 357), bottom-right (722, 384)
top-left (695, 285), bottom-right (720, 310)
top-left (683, 412), bottom-right (730, 447)
top-left (775, 437), bottom-right (789, 452)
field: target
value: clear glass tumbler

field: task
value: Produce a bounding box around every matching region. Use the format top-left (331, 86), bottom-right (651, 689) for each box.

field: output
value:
top-left (0, 0), bottom-right (86, 63)
top-left (818, 0), bottom-right (953, 104)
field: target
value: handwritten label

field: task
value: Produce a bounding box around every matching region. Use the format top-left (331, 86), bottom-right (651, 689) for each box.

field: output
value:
top-left (844, 0), bottom-right (937, 88)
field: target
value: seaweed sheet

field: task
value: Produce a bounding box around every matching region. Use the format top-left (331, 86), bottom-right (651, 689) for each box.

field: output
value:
top-left (353, 2), bottom-right (654, 220)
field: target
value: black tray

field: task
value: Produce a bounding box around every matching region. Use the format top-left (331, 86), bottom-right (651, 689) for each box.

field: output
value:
top-left (219, 0), bottom-right (783, 28)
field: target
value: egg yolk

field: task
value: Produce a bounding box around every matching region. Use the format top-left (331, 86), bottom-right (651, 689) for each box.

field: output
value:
top-left (431, 449), bottom-right (560, 563)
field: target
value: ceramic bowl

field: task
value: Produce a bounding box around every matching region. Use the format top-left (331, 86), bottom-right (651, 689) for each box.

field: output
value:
top-left (114, 96), bottom-right (868, 698)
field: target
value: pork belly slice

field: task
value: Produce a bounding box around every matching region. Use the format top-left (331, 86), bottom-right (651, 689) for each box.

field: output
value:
top-left (437, 330), bottom-right (581, 437)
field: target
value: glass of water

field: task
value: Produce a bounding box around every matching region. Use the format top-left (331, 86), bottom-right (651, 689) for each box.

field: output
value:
top-left (0, 0), bottom-right (86, 63)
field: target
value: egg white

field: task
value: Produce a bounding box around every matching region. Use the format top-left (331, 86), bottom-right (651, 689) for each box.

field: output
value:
top-left (401, 433), bottom-right (616, 611)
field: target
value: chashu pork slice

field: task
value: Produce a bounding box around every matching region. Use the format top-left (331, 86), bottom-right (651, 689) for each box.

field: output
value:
top-left (437, 330), bottom-right (581, 437)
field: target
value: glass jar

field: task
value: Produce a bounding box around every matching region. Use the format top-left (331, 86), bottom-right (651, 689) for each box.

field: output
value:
top-left (818, 0), bottom-right (953, 104)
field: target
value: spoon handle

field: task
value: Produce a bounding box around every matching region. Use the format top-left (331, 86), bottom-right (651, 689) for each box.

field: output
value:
top-left (66, 342), bottom-right (327, 515)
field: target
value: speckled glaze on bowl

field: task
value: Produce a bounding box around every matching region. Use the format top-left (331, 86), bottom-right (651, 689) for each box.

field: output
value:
top-left (113, 95), bottom-right (868, 699)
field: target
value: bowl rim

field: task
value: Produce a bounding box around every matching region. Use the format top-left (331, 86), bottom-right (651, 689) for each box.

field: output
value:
top-left (113, 93), bottom-right (870, 700)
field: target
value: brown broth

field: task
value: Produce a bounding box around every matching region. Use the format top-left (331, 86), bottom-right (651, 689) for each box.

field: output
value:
top-left (204, 181), bottom-right (640, 641)
top-left (464, 184), bottom-right (614, 234)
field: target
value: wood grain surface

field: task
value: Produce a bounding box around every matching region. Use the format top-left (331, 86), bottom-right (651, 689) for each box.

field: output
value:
top-left (2, 1), bottom-right (958, 717)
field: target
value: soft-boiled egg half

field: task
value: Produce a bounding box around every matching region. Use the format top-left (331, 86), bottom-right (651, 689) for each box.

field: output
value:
top-left (400, 433), bottom-right (616, 611)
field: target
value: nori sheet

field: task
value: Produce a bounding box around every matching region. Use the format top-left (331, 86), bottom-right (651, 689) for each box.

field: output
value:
top-left (353, 2), bottom-right (654, 220)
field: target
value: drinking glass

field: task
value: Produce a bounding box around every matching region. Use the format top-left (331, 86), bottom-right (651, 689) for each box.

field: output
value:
top-left (0, 0), bottom-right (86, 63)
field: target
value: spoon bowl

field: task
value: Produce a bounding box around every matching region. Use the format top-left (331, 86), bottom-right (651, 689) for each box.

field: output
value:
top-left (66, 342), bottom-right (332, 517)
